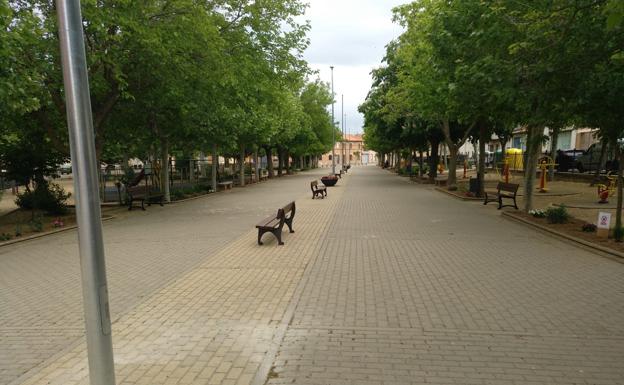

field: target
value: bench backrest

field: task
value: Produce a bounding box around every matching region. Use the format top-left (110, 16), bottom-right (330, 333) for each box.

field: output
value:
top-left (127, 169), bottom-right (145, 187)
top-left (127, 184), bottom-right (146, 194)
top-left (497, 182), bottom-right (519, 193)
top-left (282, 201), bottom-right (295, 219)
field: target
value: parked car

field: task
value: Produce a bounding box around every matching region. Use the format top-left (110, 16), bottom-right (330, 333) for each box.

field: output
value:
top-left (556, 144), bottom-right (619, 173)
top-left (555, 149), bottom-right (583, 172)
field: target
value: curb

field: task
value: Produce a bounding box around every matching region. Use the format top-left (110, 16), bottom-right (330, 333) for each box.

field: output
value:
top-left (434, 187), bottom-right (483, 201)
top-left (501, 211), bottom-right (624, 264)
top-left (0, 215), bottom-right (115, 248)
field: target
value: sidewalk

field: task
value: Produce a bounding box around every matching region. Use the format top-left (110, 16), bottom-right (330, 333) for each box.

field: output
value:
top-left (3, 166), bottom-right (624, 385)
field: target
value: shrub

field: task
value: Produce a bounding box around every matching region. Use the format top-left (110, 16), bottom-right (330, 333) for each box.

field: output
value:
top-left (15, 183), bottom-right (70, 215)
top-left (614, 226), bottom-right (624, 242)
top-left (171, 190), bottom-right (185, 200)
top-left (581, 223), bottom-right (597, 232)
top-left (545, 205), bottom-right (569, 224)
top-left (0, 233), bottom-right (12, 241)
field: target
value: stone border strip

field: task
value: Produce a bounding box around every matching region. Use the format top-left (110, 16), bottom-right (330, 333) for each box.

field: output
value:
top-left (434, 187), bottom-right (483, 201)
top-left (0, 215), bottom-right (115, 249)
top-left (502, 211), bottom-right (624, 264)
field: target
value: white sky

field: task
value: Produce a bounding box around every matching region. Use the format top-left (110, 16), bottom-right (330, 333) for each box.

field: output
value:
top-left (302, 0), bottom-right (406, 134)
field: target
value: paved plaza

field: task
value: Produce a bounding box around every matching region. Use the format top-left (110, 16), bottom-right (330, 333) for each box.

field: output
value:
top-left (1, 166), bottom-right (623, 385)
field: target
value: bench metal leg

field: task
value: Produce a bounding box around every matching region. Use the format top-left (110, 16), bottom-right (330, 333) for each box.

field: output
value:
top-left (275, 229), bottom-right (284, 245)
top-left (285, 219), bottom-right (294, 234)
top-left (257, 230), bottom-right (265, 245)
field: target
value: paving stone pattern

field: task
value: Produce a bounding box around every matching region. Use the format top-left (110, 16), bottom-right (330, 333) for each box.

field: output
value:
top-left (2, 166), bottom-right (624, 385)
top-left (0, 169), bottom-right (331, 384)
top-left (269, 167), bottom-right (624, 385)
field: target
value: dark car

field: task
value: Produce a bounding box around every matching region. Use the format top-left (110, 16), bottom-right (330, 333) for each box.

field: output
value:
top-left (555, 149), bottom-right (584, 172)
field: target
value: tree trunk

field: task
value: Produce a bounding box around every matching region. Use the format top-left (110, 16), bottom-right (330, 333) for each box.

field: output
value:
top-left (477, 124), bottom-right (486, 197)
top-left (160, 137), bottom-right (170, 202)
top-left (254, 149), bottom-right (259, 183)
top-left (428, 140), bottom-right (439, 183)
top-left (447, 146), bottom-right (458, 189)
top-left (211, 144), bottom-right (217, 192)
top-left (239, 143), bottom-right (245, 187)
top-left (501, 136), bottom-right (508, 154)
top-left (549, 127), bottom-right (559, 180)
top-left (523, 125), bottom-right (543, 212)
top-left (419, 151), bottom-right (424, 178)
top-left (189, 157), bottom-right (195, 183)
top-left (266, 146), bottom-right (274, 178)
top-left (277, 148), bottom-right (283, 176)
top-left (285, 152), bottom-right (291, 174)
top-left (616, 144), bottom-right (623, 238)
top-left (592, 139), bottom-right (608, 185)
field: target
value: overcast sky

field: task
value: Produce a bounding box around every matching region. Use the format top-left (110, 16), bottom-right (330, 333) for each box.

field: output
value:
top-left (302, 0), bottom-right (407, 134)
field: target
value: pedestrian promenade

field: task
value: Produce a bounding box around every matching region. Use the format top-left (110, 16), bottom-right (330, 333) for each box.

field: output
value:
top-left (2, 166), bottom-right (623, 385)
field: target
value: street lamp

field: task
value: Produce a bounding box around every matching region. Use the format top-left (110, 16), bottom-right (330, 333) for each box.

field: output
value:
top-left (341, 95), bottom-right (345, 169)
top-left (331, 66), bottom-right (335, 174)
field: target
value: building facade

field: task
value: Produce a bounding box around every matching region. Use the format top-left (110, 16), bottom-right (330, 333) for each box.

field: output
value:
top-left (319, 134), bottom-right (376, 167)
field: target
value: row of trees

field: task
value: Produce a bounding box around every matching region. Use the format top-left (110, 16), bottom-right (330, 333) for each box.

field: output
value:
top-left (360, 0), bottom-right (624, 233)
top-left (1, 0), bottom-right (339, 202)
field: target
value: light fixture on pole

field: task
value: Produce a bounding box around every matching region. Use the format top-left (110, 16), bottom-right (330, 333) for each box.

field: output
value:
top-left (331, 66), bottom-right (335, 174)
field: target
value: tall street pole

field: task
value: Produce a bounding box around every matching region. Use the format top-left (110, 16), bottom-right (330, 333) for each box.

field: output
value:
top-left (341, 95), bottom-right (345, 168)
top-left (56, 1), bottom-right (116, 384)
top-left (331, 66), bottom-right (335, 174)
top-left (345, 113), bottom-right (351, 166)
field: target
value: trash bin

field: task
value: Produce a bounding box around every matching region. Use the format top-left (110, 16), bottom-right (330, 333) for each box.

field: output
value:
top-left (469, 177), bottom-right (481, 194)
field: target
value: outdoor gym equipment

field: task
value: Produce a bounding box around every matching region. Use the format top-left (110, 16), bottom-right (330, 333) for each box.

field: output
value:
top-left (494, 157), bottom-right (511, 183)
top-left (596, 173), bottom-right (617, 204)
top-left (537, 157), bottom-right (557, 193)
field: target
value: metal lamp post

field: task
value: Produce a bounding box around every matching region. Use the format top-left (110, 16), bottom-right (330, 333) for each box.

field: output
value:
top-left (56, 1), bottom-right (116, 384)
top-left (331, 66), bottom-right (335, 174)
top-left (341, 95), bottom-right (345, 169)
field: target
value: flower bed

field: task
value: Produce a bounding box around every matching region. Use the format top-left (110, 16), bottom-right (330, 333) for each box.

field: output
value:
top-left (508, 210), bottom-right (624, 254)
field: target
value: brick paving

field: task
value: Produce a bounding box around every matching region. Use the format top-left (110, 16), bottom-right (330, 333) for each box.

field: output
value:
top-left (2, 166), bottom-right (624, 385)
top-left (0, 169), bottom-right (330, 384)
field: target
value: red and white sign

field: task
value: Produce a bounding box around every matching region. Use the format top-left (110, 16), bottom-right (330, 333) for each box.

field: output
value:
top-left (598, 212), bottom-right (611, 229)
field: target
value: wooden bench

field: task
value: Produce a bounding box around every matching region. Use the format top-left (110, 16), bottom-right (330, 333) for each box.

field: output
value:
top-left (484, 182), bottom-right (519, 210)
top-left (310, 180), bottom-right (327, 199)
top-left (218, 181), bottom-right (233, 190)
top-left (256, 201), bottom-right (295, 245)
top-left (126, 185), bottom-right (164, 211)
